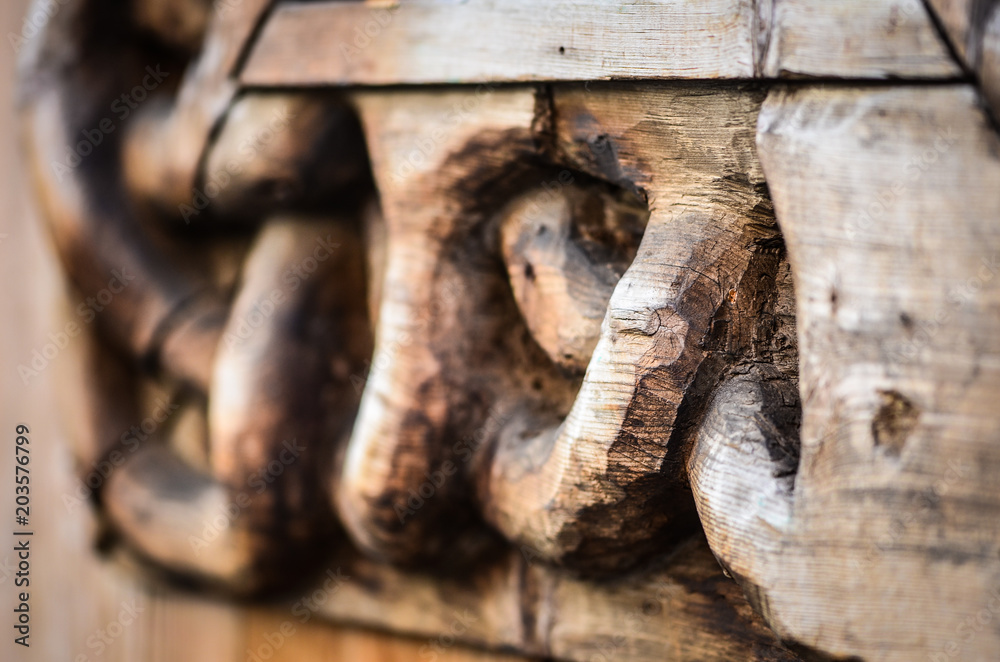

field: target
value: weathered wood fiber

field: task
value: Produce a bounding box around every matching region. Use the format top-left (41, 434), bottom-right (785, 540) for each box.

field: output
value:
top-left (22, 0), bottom-right (1000, 659)
top-left (685, 83), bottom-right (1000, 660)
top-left (239, 0), bottom-right (960, 87)
top-left (925, 0), bottom-right (1000, 118)
top-left (335, 84), bottom-right (787, 577)
top-left (482, 83), bottom-right (786, 572)
top-left (303, 535), bottom-right (798, 661)
top-left (761, 0), bottom-right (961, 78)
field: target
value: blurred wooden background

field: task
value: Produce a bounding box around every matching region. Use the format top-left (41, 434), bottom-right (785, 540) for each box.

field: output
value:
top-left (0, 2), bottom-right (525, 660)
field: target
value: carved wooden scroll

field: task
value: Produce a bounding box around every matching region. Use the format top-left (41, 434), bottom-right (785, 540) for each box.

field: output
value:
top-left (18, 0), bottom-right (1000, 660)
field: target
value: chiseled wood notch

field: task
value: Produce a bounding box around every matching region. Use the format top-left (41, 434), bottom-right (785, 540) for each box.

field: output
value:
top-left (690, 84), bottom-right (1000, 659)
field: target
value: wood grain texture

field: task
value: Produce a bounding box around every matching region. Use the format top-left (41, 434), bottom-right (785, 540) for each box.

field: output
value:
top-left (686, 83), bottom-right (1000, 660)
top-left (240, 0), bottom-right (963, 86)
top-left (16, 0), bottom-right (1000, 659)
top-left (335, 83), bottom-right (789, 576)
top-left (925, 0), bottom-right (1000, 118)
top-left (322, 82), bottom-right (799, 659)
top-left (499, 185), bottom-right (648, 374)
top-left (3, 2), bottom-right (525, 657)
top-left (760, 0), bottom-right (962, 78)
top-left (305, 538), bottom-right (797, 661)
top-left (241, 0), bottom-right (759, 85)
top-left (482, 83), bottom-right (785, 572)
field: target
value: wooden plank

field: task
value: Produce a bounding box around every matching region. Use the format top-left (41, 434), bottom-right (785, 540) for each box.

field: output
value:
top-left (925, 0), bottom-right (1000, 119)
top-left (761, 0), bottom-right (961, 78)
top-left (240, 0), bottom-right (963, 86)
top-left (241, 0), bottom-right (759, 85)
top-left (306, 541), bottom-right (796, 661)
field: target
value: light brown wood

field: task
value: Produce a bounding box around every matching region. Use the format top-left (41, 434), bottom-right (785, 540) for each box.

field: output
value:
top-left (242, 0), bottom-right (758, 86)
top-left (2, 1), bottom-right (529, 657)
top-left (241, 0), bottom-right (962, 87)
top-left (926, 0), bottom-right (1000, 118)
top-left (306, 538), bottom-right (795, 661)
top-left (761, 0), bottom-right (961, 78)
top-left (15, 0), bottom-right (1000, 660)
top-left (122, 0), bottom-right (273, 212)
top-left (687, 83), bottom-right (1000, 660)
top-left (498, 184), bottom-right (648, 374)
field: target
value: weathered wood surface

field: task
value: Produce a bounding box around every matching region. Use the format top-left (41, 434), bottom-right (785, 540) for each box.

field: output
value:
top-left (689, 83), bottom-right (1000, 660)
top-left (338, 83), bottom-right (792, 579)
top-left (761, 0), bottom-right (961, 78)
top-left (15, 0), bottom-right (1000, 660)
top-left (241, 0), bottom-right (960, 86)
top-left (0, 2), bottom-right (525, 658)
top-left (307, 537), bottom-right (796, 661)
top-left (21, 4), bottom-right (366, 593)
top-left (243, 0), bottom-right (758, 84)
top-left (926, 0), bottom-right (1000, 118)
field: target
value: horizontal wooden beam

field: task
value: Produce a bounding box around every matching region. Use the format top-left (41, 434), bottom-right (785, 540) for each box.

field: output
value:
top-left (307, 540), bottom-right (797, 661)
top-left (239, 0), bottom-right (961, 87)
